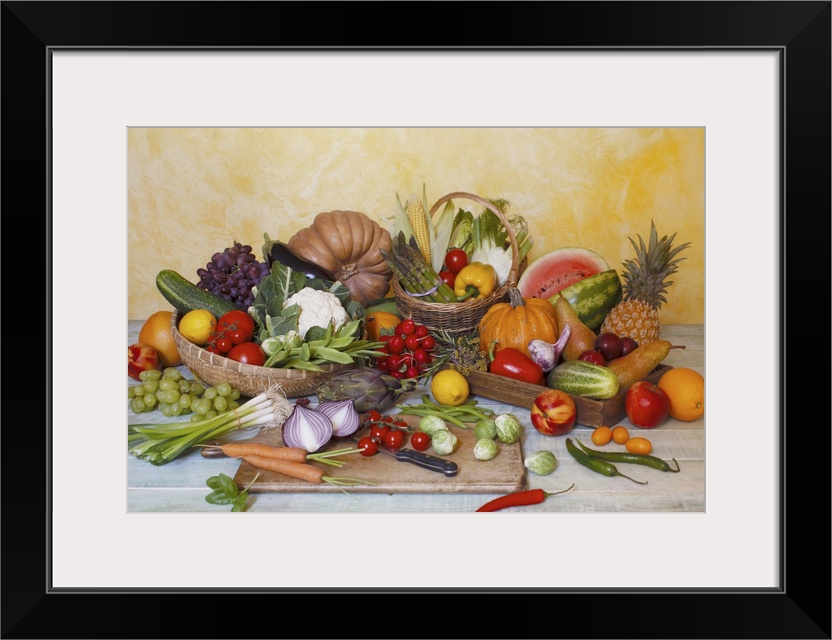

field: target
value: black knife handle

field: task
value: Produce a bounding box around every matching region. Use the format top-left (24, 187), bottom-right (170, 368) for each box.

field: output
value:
top-left (394, 449), bottom-right (459, 477)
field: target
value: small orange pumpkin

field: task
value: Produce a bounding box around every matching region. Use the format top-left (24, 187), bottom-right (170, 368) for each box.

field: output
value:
top-left (478, 288), bottom-right (559, 359)
top-left (365, 310), bottom-right (401, 341)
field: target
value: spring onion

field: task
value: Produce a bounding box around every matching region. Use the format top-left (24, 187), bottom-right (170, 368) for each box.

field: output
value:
top-left (128, 384), bottom-right (293, 466)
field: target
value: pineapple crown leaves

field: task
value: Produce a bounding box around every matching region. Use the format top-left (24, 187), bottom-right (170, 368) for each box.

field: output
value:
top-left (620, 219), bottom-right (692, 309)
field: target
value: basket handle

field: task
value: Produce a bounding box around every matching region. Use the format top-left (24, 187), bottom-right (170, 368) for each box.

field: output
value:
top-left (428, 191), bottom-right (520, 284)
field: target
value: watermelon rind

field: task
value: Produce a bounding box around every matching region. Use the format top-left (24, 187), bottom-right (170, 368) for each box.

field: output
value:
top-left (517, 247), bottom-right (610, 299)
top-left (556, 269), bottom-right (623, 333)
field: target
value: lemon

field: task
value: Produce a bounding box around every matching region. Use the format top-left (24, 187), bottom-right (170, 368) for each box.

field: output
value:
top-left (430, 369), bottom-right (470, 406)
top-left (178, 309), bottom-right (217, 345)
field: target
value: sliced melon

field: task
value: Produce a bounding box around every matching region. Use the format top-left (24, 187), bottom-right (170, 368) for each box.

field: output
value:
top-left (517, 247), bottom-right (610, 299)
top-left (556, 269), bottom-right (623, 333)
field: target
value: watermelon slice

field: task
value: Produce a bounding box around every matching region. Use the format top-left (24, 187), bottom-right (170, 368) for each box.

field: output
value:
top-left (517, 247), bottom-right (610, 299)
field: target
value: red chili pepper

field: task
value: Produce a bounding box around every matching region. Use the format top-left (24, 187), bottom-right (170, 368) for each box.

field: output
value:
top-left (475, 484), bottom-right (575, 512)
top-left (488, 345), bottom-right (545, 385)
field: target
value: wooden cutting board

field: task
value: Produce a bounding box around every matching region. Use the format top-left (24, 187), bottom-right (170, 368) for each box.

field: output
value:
top-left (233, 414), bottom-right (527, 494)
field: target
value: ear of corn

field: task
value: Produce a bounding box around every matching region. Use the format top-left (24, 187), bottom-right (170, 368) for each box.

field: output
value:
top-left (405, 192), bottom-right (433, 266)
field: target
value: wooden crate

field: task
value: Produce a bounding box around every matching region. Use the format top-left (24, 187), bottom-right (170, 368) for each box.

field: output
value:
top-left (466, 364), bottom-right (672, 427)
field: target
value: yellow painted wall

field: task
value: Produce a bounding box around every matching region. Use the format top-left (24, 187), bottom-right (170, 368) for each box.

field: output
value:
top-left (128, 127), bottom-right (704, 325)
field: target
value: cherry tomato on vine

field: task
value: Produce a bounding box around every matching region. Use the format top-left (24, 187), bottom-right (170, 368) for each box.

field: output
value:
top-left (438, 270), bottom-right (456, 288)
top-left (364, 410), bottom-right (382, 423)
top-left (444, 248), bottom-right (469, 273)
top-left (370, 424), bottom-right (390, 441)
top-left (392, 418), bottom-right (409, 429)
top-left (410, 431), bottom-right (431, 451)
top-left (358, 436), bottom-right (378, 457)
top-left (383, 430), bottom-right (405, 450)
top-left (215, 336), bottom-right (233, 353)
top-left (228, 328), bottom-right (249, 345)
top-left (217, 310), bottom-right (255, 342)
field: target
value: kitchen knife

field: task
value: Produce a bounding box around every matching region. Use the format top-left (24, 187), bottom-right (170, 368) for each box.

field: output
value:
top-left (350, 429), bottom-right (459, 477)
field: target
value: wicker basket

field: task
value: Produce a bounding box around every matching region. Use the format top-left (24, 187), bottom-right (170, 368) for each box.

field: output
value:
top-left (170, 312), bottom-right (357, 398)
top-left (392, 191), bottom-right (527, 334)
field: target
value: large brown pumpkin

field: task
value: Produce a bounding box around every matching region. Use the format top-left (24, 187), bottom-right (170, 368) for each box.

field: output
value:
top-left (478, 288), bottom-right (559, 359)
top-left (287, 210), bottom-right (393, 307)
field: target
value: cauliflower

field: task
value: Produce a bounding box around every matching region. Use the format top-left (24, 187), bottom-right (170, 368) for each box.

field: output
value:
top-left (283, 288), bottom-right (349, 339)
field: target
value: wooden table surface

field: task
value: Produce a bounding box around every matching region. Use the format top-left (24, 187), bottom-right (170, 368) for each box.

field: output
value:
top-left (127, 322), bottom-right (704, 513)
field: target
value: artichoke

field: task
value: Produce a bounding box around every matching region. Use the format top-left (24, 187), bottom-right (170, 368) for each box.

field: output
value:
top-left (315, 368), bottom-right (417, 413)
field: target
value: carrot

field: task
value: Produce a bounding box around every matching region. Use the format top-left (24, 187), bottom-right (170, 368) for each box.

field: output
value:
top-left (203, 442), bottom-right (308, 463)
top-left (243, 454), bottom-right (327, 483)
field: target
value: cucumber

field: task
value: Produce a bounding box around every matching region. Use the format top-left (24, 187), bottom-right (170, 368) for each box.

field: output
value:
top-left (156, 269), bottom-right (239, 318)
top-left (547, 360), bottom-right (620, 399)
top-left (554, 269), bottom-right (623, 333)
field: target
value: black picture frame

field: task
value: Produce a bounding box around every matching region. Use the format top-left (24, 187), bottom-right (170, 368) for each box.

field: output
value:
top-left (3, 2), bottom-right (829, 638)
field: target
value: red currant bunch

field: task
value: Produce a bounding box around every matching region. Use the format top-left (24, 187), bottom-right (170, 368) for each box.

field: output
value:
top-left (374, 318), bottom-right (436, 380)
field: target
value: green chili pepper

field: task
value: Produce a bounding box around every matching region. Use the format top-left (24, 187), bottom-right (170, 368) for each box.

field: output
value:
top-left (565, 438), bottom-right (647, 485)
top-left (574, 438), bottom-right (681, 472)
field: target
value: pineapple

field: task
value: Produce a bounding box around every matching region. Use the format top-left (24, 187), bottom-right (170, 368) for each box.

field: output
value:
top-left (600, 220), bottom-right (691, 344)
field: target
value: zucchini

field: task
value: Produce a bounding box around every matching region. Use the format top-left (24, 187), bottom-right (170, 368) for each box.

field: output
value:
top-left (156, 269), bottom-right (239, 318)
top-left (546, 360), bottom-right (620, 399)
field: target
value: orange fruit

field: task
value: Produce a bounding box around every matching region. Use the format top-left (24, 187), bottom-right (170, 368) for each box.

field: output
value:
top-left (591, 426), bottom-right (613, 446)
top-left (657, 367), bottom-right (704, 422)
top-left (139, 310), bottom-right (181, 368)
top-left (626, 436), bottom-right (653, 455)
top-left (611, 425), bottom-right (630, 444)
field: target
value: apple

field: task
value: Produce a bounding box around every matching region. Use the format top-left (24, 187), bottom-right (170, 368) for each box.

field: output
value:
top-left (624, 380), bottom-right (670, 428)
top-left (530, 389), bottom-right (577, 436)
top-left (578, 349), bottom-right (606, 366)
top-left (128, 342), bottom-right (161, 380)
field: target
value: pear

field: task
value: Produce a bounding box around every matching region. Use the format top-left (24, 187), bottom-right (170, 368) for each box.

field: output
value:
top-left (554, 293), bottom-right (598, 361)
top-left (606, 339), bottom-right (680, 391)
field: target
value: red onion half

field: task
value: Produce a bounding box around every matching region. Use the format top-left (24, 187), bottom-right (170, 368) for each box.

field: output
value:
top-left (315, 398), bottom-right (360, 437)
top-left (282, 403), bottom-right (333, 452)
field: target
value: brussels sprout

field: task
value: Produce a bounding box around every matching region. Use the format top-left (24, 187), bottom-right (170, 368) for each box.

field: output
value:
top-left (495, 413), bottom-right (522, 444)
top-left (524, 450), bottom-right (557, 476)
top-left (473, 419), bottom-right (497, 440)
top-left (473, 438), bottom-right (499, 461)
top-left (431, 429), bottom-right (458, 455)
top-left (419, 415), bottom-right (449, 437)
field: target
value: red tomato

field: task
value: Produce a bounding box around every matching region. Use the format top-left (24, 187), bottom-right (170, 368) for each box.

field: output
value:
top-left (228, 328), bottom-right (249, 345)
top-left (410, 431), bottom-right (430, 451)
top-left (358, 436), bottom-right (378, 456)
top-left (364, 410), bottom-right (382, 423)
top-left (370, 424), bottom-right (389, 441)
top-left (625, 380), bottom-right (671, 428)
top-left (215, 336), bottom-right (233, 353)
top-left (444, 248), bottom-right (469, 273)
top-left (217, 310), bottom-right (255, 342)
top-left (226, 342), bottom-right (266, 366)
top-left (438, 270), bottom-right (456, 288)
top-left (383, 430), bottom-right (405, 450)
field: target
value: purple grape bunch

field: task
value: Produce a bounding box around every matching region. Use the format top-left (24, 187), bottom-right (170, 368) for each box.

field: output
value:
top-left (196, 241), bottom-right (270, 310)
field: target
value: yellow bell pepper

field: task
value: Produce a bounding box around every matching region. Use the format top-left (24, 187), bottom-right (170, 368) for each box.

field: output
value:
top-left (454, 262), bottom-right (497, 300)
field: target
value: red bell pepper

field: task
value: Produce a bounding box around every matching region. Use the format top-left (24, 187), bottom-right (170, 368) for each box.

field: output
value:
top-left (487, 344), bottom-right (545, 385)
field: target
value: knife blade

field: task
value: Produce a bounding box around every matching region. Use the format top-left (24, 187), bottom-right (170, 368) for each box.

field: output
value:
top-left (350, 428), bottom-right (459, 477)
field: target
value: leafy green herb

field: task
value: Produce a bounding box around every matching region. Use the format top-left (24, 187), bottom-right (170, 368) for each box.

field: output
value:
top-left (204, 472), bottom-right (260, 512)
